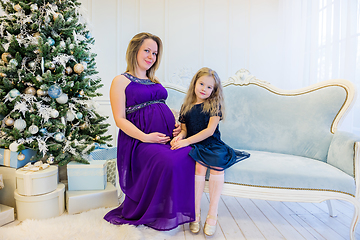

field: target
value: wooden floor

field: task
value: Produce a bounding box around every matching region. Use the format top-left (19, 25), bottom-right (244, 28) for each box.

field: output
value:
top-left (3, 193), bottom-right (359, 239)
top-left (155, 193), bottom-right (360, 240)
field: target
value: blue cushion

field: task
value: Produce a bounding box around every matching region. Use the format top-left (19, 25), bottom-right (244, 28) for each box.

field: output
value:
top-left (224, 150), bottom-right (355, 196)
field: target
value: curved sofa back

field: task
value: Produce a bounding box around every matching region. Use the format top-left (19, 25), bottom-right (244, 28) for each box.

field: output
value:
top-left (165, 69), bottom-right (355, 162)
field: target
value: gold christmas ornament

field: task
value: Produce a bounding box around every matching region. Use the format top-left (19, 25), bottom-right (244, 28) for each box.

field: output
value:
top-left (79, 122), bottom-right (88, 130)
top-left (0, 73), bottom-right (6, 77)
top-left (17, 153), bottom-right (26, 161)
top-left (5, 118), bottom-right (14, 126)
top-left (74, 63), bottom-right (84, 74)
top-left (1, 53), bottom-right (12, 63)
top-left (53, 12), bottom-right (63, 21)
top-left (37, 89), bottom-right (47, 97)
top-left (14, 4), bottom-right (22, 12)
top-left (65, 66), bottom-right (73, 75)
top-left (24, 87), bottom-right (36, 96)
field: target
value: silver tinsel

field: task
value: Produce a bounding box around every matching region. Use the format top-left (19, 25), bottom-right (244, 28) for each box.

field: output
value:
top-left (52, 54), bottom-right (76, 69)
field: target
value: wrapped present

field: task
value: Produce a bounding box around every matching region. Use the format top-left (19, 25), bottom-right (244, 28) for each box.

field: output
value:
top-left (89, 144), bottom-right (117, 160)
top-left (0, 148), bottom-right (37, 169)
top-left (0, 167), bottom-right (16, 210)
top-left (0, 204), bottom-right (14, 226)
top-left (14, 183), bottom-right (65, 221)
top-left (67, 160), bottom-right (107, 191)
top-left (66, 182), bottom-right (119, 215)
top-left (16, 164), bottom-right (58, 196)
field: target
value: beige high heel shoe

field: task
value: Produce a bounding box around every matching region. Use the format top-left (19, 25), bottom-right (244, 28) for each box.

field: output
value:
top-left (204, 215), bottom-right (217, 236)
top-left (189, 213), bottom-right (201, 233)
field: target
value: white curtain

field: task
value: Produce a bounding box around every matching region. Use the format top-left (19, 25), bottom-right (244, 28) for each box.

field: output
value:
top-left (278, 0), bottom-right (360, 135)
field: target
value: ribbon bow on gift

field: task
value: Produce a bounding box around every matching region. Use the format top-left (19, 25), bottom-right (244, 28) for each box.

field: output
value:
top-left (22, 161), bottom-right (50, 171)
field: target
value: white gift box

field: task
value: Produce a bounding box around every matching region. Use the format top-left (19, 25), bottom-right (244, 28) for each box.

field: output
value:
top-left (14, 183), bottom-right (65, 221)
top-left (66, 182), bottom-right (119, 215)
top-left (67, 160), bottom-right (107, 191)
top-left (16, 165), bottom-right (58, 196)
top-left (0, 204), bottom-right (14, 226)
top-left (0, 167), bottom-right (17, 210)
top-left (0, 148), bottom-right (37, 169)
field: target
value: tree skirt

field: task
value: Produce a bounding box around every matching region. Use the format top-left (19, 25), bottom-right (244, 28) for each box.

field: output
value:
top-left (0, 208), bottom-right (142, 240)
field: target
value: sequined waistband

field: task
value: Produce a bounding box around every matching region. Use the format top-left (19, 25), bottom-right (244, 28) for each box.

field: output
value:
top-left (126, 99), bottom-right (166, 114)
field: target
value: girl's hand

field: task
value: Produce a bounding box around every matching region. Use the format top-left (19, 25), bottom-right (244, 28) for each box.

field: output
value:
top-left (144, 132), bottom-right (170, 144)
top-left (170, 139), bottom-right (190, 150)
top-left (173, 123), bottom-right (181, 137)
top-left (170, 135), bottom-right (182, 147)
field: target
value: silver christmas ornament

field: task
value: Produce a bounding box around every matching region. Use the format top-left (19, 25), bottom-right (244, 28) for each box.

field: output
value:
top-left (47, 155), bottom-right (55, 164)
top-left (14, 118), bottom-right (26, 131)
top-left (61, 117), bottom-right (66, 125)
top-left (28, 125), bottom-right (39, 134)
top-left (17, 153), bottom-right (25, 161)
top-left (69, 44), bottom-right (75, 49)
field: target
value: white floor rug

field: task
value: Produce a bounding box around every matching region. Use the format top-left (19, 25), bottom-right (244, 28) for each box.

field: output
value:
top-left (0, 208), bottom-right (143, 240)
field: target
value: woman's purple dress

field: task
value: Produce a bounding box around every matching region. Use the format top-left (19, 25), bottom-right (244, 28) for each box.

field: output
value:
top-left (104, 73), bottom-right (195, 231)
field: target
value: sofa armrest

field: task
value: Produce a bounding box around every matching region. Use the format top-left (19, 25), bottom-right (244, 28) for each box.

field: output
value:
top-left (327, 131), bottom-right (360, 177)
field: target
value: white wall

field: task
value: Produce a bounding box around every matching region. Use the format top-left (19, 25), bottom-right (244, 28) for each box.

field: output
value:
top-left (0, 1), bottom-right (281, 144)
top-left (78, 0), bottom-right (281, 144)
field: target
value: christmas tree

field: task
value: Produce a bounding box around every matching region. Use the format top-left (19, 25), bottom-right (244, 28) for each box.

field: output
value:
top-left (0, 0), bottom-right (112, 165)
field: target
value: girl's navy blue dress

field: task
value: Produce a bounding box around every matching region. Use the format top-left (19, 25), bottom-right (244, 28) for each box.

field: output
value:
top-left (179, 103), bottom-right (250, 171)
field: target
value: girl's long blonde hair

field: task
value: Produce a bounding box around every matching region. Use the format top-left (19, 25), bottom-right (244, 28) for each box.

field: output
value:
top-left (125, 32), bottom-right (163, 83)
top-left (181, 67), bottom-right (225, 120)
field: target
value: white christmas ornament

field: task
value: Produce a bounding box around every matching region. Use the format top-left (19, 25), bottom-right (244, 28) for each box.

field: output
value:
top-left (50, 109), bottom-right (59, 118)
top-left (14, 118), bottom-right (26, 131)
top-left (54, 132), bottom-right (65, 142)
top-left (66, 111), bottom-right (75, 121)
top-left (28, 124), bottom-right (39, 134)
top-left (30, 4), bottom-right (38, 12)
top-left (56, 93), bottom-right (68, 104)
top-left (9, 142), bottom-right (20, 152)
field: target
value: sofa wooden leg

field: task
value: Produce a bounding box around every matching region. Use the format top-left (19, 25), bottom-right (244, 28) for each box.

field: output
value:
top-left (350, 202), bottom-right (360, 240)
top-left (326, 200), bottom-right (337, 218)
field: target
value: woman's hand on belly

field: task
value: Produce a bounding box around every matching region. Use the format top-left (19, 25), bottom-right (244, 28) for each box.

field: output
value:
top-left (143, 132), bottom-right (170, 144)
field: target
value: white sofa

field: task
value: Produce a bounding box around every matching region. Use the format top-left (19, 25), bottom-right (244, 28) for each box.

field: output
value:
top-left (164, 69), bottom-right (360, 240)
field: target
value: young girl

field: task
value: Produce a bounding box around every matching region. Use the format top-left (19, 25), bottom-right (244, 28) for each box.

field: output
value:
top-left (170, 67), bottom-right (250, 235)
